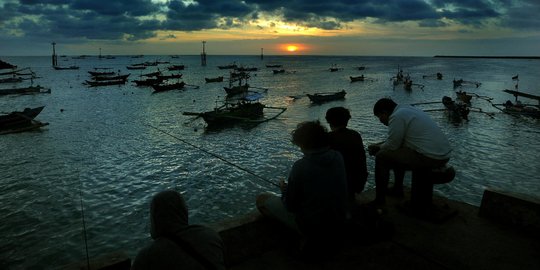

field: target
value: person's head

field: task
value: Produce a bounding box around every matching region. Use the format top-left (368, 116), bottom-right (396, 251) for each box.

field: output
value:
top-left (291, 121), bottom-right (328, 151)
top-left (373, 98), bottom-right (397, 126)
top-left (325, 107), bottom-right (351, 130)
top-left (150, 190), bottom-right (188, 239)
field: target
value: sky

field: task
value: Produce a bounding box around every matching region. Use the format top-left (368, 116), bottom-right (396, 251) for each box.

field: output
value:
top-left (0, 0), bottom-right (539, 56)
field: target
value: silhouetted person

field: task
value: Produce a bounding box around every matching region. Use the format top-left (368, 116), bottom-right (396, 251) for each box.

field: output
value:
top-left (132, 190), bottom-right (225, 270)
top-left (368, 98), bottom-right (451, 206)
top-left (325, 107), bottom-right (368, 210)
top-left (256, 120), bottom-right (348, 258)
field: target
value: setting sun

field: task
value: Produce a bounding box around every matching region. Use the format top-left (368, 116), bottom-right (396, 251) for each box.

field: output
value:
top-left (287, 45), bottom-right (298, 52)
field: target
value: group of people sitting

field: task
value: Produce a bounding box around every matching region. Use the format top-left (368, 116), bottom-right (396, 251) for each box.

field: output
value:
top-left (131, 97), bottom-right (452, 269)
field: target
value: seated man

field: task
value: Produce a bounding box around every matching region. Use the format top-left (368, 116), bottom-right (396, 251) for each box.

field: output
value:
top-left (132, 190), bottom-right (226, 270)
top-left (368, 98), bottom-right (452, 207)
top-left (256, 121), bottom-right (348, 257)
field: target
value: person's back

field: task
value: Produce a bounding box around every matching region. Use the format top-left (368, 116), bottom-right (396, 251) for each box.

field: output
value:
top-left (326, 107), bottom-right (368, 196)
top-left (132, 190), bottom-right (225, 270)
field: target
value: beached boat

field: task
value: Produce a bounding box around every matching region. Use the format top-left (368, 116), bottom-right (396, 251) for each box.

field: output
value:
top-left (350, 75), bottom-right (365, 82)
top-left (85, 79), bottom-right (127, 87)
top-left (53, 65), bottom-right (79, 70)
top-left (205, 76), bottom-right (224, 83)
top-left (152, 81), bottom-right (185, 92)
top-left (0, 85), bottom-right (51, 96)
top-left (0, 106), bottom-right (48, 134)
top-left (307, 90), bottom-right (346, 103)
top-left (182, 93), bottom-right (286, 128)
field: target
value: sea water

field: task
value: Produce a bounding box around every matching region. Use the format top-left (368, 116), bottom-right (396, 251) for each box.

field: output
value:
top-left (1, 55), bottom-right (539, 269)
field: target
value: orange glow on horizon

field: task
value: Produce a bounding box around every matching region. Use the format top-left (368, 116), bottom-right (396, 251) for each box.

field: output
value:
top-left (280, 44), bottom-right (306, 53)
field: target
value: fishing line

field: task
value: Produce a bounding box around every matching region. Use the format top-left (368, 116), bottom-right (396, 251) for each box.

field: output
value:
top-left (77, 173), bottom-right (91, 269)
top-left (146, 124), bottom-right (280, 188)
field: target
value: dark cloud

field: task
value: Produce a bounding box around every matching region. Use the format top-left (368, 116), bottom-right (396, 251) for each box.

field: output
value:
top-left (0, 0), bottom-right (538, 44)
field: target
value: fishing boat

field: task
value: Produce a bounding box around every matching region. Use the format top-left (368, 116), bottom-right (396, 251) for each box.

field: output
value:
top-left (167, 65), bottom-right (185, 71)
top-left (133, 77), bottom-right (163, 86)
top-left (93, 74), bottom-right (130, 81)
top-left (217, 63), bottom-right (238, 70)
top-left (182, 93), bottom-right (286, 128)
top-left (205, 76), bottom-right (224, 83)
top-left (422, 72), bottom-right (443, 80)
top-left (156, 73), bottom-right (182, 80)
top-left (453, 79), bottom-right (481, 88)
top-left (0, 106), bottom-right (48, 134)
top-left (85, 79), bottom-right (127, 87)
top-left (442, 96), bottom-right (470, 121)
top-left (0, 59), bottom-right (17, 70)
top-left (456, 91), bottom-right (473, 103)
top-left (307, 90), bottom-right (346, 103)
top-left (126, 65), bottom-right (146, 70)
top-left (495, 89), bottom-right (540, 118)
top-left (236, 66), bottom-right (258, 72)
top-left (152, 81), bottom-right (186, 92)
top-left (0, 85), bottom-right (51, 96)
top-left (53, 65), bottom-right (79, 70)
top-left (272, 69), bottom-right (286, 74)
top-left (350, 75), bottom-right (365, 82)
top-left (329, 64), bottom-right (341, 72)
top-left (88, 70), bottom-right (115, 76)
top-left (224, 71), bottom-right (250, 95)
top-left (266, 64), bottom-right (282, 68)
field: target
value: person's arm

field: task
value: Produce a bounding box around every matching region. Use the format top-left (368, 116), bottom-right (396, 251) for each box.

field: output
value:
top-left (381, 115), bottom-right (406, 151)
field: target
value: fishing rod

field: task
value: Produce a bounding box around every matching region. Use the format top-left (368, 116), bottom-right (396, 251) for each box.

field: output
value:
top-left (146, 124), bottom-right (280, 188)
top-left (78, 174), bottom-right (91, 269)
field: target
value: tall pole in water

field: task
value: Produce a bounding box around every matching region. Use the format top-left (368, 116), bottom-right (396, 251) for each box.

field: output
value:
top-left (51, 42), bottom-right (57, 67)
top-left (201, 41), bottom-right (207, 66)
top-left (260, 48), bottom-right (264, 60)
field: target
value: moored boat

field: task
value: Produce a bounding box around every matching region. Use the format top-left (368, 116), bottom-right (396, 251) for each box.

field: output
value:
top-left (350, 75), bottom-right (365, 82)
top-left (0, 85), bottom-right (51, 96)
top-left (205, 76), bottom-right (224, 83)
top-left (152, 81), bottom-right (186, 92)
top-left (307, 90), bottom-right (346, 103)
top-left (85, 79), bottom-right (127, 87)
top-left (0, 106), bottom-right (48, 134)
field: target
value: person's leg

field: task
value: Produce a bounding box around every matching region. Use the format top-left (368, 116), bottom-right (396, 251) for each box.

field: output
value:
top-left (256, 192), bottom-right (300, 233)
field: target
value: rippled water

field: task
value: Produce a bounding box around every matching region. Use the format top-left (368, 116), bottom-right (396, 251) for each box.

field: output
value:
top-left (1, 55), bottom-right (539, 269)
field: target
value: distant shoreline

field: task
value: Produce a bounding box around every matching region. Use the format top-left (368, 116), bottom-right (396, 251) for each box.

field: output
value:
top-left (434, 55), bottom-right (540, 59)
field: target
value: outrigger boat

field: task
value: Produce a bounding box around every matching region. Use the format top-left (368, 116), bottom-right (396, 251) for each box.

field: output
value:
top-left (307, 90), bottom-right (346, 103)
top-left (182, 93), bottom-right (286, 128)
top-left (152, 81), bottom-right (185, 92)
top-left (0, 85), bottom-right (51, 96)
top-left (350, 75), bottom-right (365, 82)
top-left (495, 89), bottom-right (540, 118)
top-left (205, 76), bottom-right (224, 83)
top-left (224, 71), bottom-right (250, 95)
top-left (442, 96), bottom-right (470, 121)
top-left (0, 106), bottom-right (48, 134)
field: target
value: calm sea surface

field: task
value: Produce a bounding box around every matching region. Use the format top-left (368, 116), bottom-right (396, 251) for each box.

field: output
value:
top-left (1, 55), bottom-right (539, 269)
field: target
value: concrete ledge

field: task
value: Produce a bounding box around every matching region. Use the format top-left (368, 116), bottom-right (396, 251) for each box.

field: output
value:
top-left (479, 188), bottom-right (540, 238)
top-left (60, 251), bottom-right (131, 270)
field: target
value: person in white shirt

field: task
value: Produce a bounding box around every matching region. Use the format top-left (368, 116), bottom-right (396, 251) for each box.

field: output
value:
top-left (368, 98), bottom-right (451, 206)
